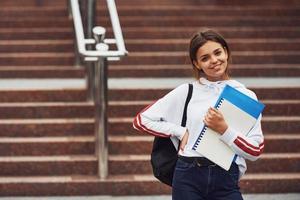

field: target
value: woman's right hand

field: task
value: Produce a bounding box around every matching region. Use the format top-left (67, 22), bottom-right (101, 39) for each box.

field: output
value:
top-left (179, 130), bottom-right (189, 152)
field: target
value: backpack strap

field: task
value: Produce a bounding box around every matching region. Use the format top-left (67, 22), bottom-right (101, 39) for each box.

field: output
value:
top-left (181, 83), bottom-right (193, 127)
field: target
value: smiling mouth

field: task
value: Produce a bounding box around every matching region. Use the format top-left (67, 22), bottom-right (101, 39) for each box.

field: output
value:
top-left (210, 64), bottom-right (221, 69)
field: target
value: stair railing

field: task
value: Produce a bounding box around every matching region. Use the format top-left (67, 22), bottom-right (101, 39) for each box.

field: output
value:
top-left (68, 0), bottom-right (128, 179)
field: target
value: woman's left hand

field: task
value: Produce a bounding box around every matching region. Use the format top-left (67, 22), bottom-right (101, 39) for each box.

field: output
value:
top-left (203, 107), bottom-right (228, 135)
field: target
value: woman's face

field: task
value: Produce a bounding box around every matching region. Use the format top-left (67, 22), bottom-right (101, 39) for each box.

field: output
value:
top-left (193, 40), bottom-right (228, 81)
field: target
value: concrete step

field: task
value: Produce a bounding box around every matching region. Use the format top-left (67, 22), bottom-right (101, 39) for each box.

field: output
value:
top-left (0, 133), bottom-right (297, 156)
top-left (108, 153), bottom-right (300, 175)
top-left (109, 64), bottom-right (300, 77)
top-left (0, 89), bottom-right (86, 102)
top-left (0, 117), bottom-right (297, 138)
top-left (112, 16), bottom-right (299, 27)
top-left (3, 39), bottom-right (300, 53)
top-left (0, 63), bottom-right (300, 78)
top-left (240, 173), bottom-right (300, 193)
top-left (96, 5), bottom-right (300, 17)
top-left (7, 13), bottom-right (300, 21)
top-left (108, 135), bottom-right (300, 155)
top-left (0, 155), bottom-right (97, 176)
top-left (107, 25), bottom-right (300, 39)
top-left (0, 86), bottom-right (297, 103)
top-left (0, 0), bottom-right (298, 6)
top-left (0, 66), bottom-right (85, 78)
top-left (0, 136), bottom-right (95, 156)
top-left (124, 39), bottom-right (300, 52)
top-left (261, 116), bottom-right (300, 133)
top-left (0, 0), bottom-right (298, 9)
top-left (1, 27), bottom-right (300, 40)
top-left (0, 174), bottom-right (170, 196)
top-left (0, 152), bottom-right (298, 176)
top-left (0, 7), bottom-right (68, 17)
top-left (112, 116), bottom-right (300, 134)
top-left (0, 118), bottom-right (94, 137)
top-left (0, 64), bottom-right (298, 78)
top-left (0, 40), bottom-right (74, 53)
top-left (0, 19), bottom-right (72, 28)
top-left (0, 99), bottom-right (297, 119)
top-left (0, 0), bottom-right (66, 7)
top-left (0, 28), bottom-right (73, 40)
top-left (0, 102), bottom-right (94, 119)
top-left (101, 0), bottom-right (300, 6)
top-left (2, 64), bottom-right (299, 78)
top-left (1, 16), bottom-right (299, 28)
top-left (0, 52), bottom-right (74, 66)
top-left (113, 51), bottom-right (300, 65)
top-left (0, 173), bottom-right (298, 196)
top-left (118, 114), bottom-right (300, 136)
top-left (1, 5), bottom-right (299, 17)
top-left (4, 16), bottom-right (300, 27)
top-left (262, 100), bottom-right (300, 116)
top-left (246, 153), bottom-right (300, 174)
top-left (120, 26), bottom-right (300, 39)
top-left (107, 100), bottom-right (300, 117)
top-left (121, 27), bottom-right (300, 39)
top-left (108, 87), bottom-right (300, 101)
top-left (105, 76), bottom-right (300, 91)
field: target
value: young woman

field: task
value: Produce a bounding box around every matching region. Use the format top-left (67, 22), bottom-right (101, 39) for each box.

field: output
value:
top-left (133, 29), bottom-right (264, 200)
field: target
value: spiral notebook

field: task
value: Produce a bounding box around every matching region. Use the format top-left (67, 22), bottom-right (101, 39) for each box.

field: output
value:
top-left (192, 84), bottom-right (265, 170)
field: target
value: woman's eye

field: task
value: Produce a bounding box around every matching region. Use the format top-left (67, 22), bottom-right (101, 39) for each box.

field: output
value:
top-left (201, 57), bottom-right (208, 62)
top-left (215, 51), bottom-right (221, 56)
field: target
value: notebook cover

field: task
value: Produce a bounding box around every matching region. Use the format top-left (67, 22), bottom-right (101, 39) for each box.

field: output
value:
top-left (192, 85), bottom-right (265, 170)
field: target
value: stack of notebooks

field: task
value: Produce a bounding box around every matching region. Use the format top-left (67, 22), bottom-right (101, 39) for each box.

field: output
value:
top-left (192, 85), bottom-right (265, 170)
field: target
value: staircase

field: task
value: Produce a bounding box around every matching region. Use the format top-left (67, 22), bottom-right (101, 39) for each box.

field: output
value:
top-left (0, 0), bottom-right (299, 196)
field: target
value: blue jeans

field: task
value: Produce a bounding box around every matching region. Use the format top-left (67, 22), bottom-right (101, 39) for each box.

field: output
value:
top-left (172, 158), bottom-right (243, 200)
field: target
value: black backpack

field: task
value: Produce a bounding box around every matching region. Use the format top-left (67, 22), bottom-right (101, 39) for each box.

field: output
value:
top-left (150, 84), bottom-right (193, 186)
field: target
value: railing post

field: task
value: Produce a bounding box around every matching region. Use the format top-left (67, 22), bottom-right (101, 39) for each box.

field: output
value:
top-left (69, 0), bottom-right (82, 67)
top-left (86, 63), bottom-right (95, 101)
top-left (74, 42), bottom-right (82, 68)
top-left (94, 56), bottom-right (109, 179)
top-left (85, 0), bottom-right (96, 101)
top-left (93, 27), bottom-right (109, 179)
top-left (67, 0), bottom-right (72, 18)
top-left (70, 0), bottom-right (127, 180)
top-left (87, 0), bottom-right (96, 39)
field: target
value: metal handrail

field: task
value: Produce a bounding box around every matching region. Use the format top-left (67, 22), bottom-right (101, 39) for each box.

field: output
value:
top-left (69, 0), bottom-right (128, 180)
top-left (69, 0), bottom-right (128, 59)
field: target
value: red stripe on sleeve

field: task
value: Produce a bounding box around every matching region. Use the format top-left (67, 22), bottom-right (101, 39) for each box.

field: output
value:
top-left (234, 137), bottom-right (263, 157)
top-left (133, 101), bottom-right (156, 133)
top-left (237, 136), bottom-right (264, 150)
top-left (136, 114), bottom-right (169, 138)
top-left (133, 100), bottom-right (170, 138)
top-left (133, 114), bottom-right (144, 132)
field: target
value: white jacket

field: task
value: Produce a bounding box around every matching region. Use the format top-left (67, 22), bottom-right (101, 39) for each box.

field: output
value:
top-left (133, 77), bottom-right (264, 177)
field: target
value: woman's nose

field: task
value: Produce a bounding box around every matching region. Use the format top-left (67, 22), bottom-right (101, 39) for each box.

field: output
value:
top-left (211, 56), bottom-right (218, 63)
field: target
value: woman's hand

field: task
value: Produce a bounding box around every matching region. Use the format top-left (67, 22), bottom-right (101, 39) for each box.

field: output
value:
top-left (179, 130), bottom-right (189, 152)
top-left (203, 107), bottom-right (228, 135)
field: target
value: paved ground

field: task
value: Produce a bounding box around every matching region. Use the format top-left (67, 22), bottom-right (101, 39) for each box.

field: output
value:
top-left (0, 194), bottom-right (300, 200)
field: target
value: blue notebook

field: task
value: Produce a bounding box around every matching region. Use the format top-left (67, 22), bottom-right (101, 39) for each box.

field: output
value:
top-left (192, 84), bottom-right (265, 170)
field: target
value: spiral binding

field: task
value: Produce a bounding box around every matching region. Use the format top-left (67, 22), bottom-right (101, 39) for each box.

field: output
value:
top-left (192, 126), bottom-right (207, 150)
top-left (192, 98), bottom-right (224, 151)
top-left (216, 99), bottom-right (224, 109)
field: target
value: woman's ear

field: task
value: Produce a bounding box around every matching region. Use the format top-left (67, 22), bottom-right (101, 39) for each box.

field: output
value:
top-left (193, 60), bottom-right (201, 70)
